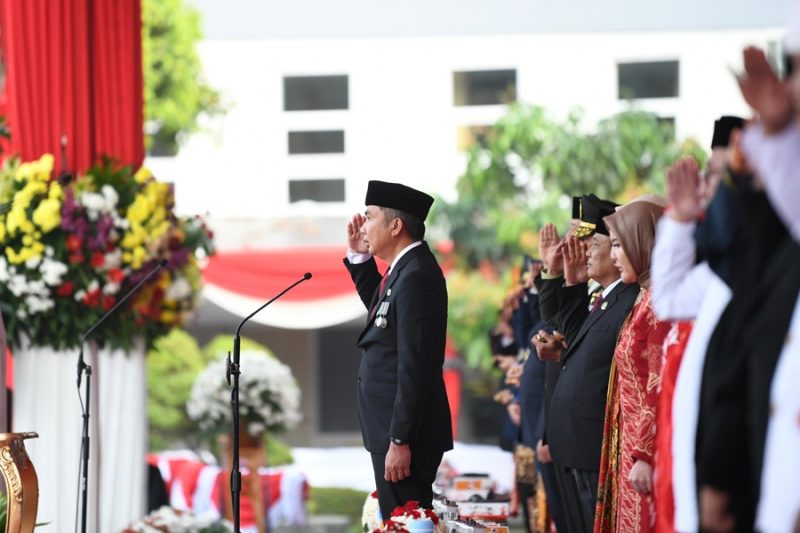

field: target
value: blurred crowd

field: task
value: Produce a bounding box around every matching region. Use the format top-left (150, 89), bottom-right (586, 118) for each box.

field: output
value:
top-left (483, 9), bottom-right (800, 532)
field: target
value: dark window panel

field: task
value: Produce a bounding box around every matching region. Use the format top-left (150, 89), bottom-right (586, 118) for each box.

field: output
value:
top-left (317, 327), bottom-right (362, 432)
top-left (289, 178), bottom-right (346, 203)
top-left (288, 130), bottom-right (345, 154)
top-left (453, 69), bottom-right (517, 106)
top-left (617, 60), bottom-right (680, 99)
top-left (284, 75), bottom-right (349, 111)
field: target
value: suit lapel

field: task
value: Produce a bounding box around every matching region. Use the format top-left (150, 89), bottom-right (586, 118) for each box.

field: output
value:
top-left (358, 243), bottom-right (428, 341)
top-left (561, 283), bottom-right (623, 362)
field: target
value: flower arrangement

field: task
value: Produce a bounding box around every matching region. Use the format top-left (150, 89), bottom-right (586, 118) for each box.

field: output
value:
top-left (368, 500), bottom-right (439, 533)
top-left (362, 491), bottom-right (382, 532)
top-left (124, 506), bottom-right (233, 532)
top-left (0, 154), bottom-right (214, 350)
top-left (187, 348), bottom-right (302, 436)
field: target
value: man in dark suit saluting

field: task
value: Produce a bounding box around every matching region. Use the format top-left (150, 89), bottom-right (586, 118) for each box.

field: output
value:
top-left (344, 180), bottom-right (453, 520)
top-left (534, 195), bottom-right (639, 533)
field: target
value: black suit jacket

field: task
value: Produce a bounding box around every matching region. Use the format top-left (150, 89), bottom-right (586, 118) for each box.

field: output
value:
top-left (546, 280), bottom-right (639, 471)
top-left (344, 242), bottom-right (453, 455)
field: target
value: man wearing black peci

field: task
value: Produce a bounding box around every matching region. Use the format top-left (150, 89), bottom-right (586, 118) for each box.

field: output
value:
top-left (344, 180), bottom-right (453, 521)
top-left (534, 194), bottom-right (639, 533)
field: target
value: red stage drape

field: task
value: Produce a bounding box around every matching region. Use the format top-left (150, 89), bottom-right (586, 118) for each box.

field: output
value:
top-left (0, 0), bottom-right (144, 171)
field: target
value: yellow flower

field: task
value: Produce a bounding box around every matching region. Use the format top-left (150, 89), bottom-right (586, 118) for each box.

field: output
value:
top-left (6, 205), bottom-right (34, 237)
top-left (0, 217), bottom-right (5, 243)
top-left (160, 309), bottom-right (178, 325)
top-left (32, 198), bottom-right (62, 233)
top-left (134, 167), bottom-right (152, 184)
top-left (6, 242), bottom-right (44, 264)
top-left (126, 195), bottom-right (151, 224)
top-left (48, 181), bottom-right (63, 200)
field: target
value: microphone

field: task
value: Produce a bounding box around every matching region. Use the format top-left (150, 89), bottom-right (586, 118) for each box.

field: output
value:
top-left (77, 259), bottom-right (168, 386)
top-left (225, 272), bottom-right (311, 533)
top-left (226, 272), bottom-right (312, 385)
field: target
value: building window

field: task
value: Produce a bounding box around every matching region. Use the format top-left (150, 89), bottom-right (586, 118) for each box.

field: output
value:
top-left (284, 75), bottom-right (349, 111)
top-left (456, 125), bottom-right (492, 151)
top-left (317, 327), bottom-right (362, 433)
top-left (289, 178), bottom-right (345, 203)
top-left (617, 61), bottom-right (679, 99)
top-left (453, 69), bottom-right (516, 106)
top-left (288, 130), bottom-right (345, 154)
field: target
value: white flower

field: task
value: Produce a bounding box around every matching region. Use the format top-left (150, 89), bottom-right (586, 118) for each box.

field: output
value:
top-left (40, 258), bottom-right (68, 286)
top-left (8, 275), bottom-right (28, 297)
top-left (24, 295), bottom-right (54, 314)
top-left (104, 248), bottom-right (123, 269)
top-left (165, 276), bottom-right (192, 301)
top-left (0, 257), bottom-right (9, 283)
top-left (101, 184), bottom-right (119, 208)
top-left (362, 492), bottom-right (382, 532)
top-left (188, 349), bottom-right (302, 435)
top-left (24, 256), bottom-right (41, 269)
top-left (80, 191), bottom-right (106, 220)
top-left (103, 282), bottom-right (120, 295)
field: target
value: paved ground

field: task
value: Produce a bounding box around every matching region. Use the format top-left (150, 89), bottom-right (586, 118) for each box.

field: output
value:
top-left (291, 441), bottom-right (516, 493)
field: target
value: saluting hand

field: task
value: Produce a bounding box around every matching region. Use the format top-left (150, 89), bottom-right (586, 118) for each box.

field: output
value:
top-left (538, 224), bottom-right (560, 273)
top-left (736, 46), bottom-right (792, 134)
top-left (666, 158), bottom-right (703, 223)
top-left (347, 213), bottom-right (369, 254)
top-left (563, 236), bottom-right (589, 286)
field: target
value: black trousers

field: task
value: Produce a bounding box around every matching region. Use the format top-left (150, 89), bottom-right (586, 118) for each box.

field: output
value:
top-left (371, 450), bottom-right (444, 522)
top-left (555, 462), bottom-right (598, 533)
top-left (568, 467), bottom-right (599, 533)
top-left (538, 461), bottom-right (569, 533)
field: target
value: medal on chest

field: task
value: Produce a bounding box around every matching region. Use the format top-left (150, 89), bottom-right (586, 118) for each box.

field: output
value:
top-left (374, 301), bottom-right (390, 328)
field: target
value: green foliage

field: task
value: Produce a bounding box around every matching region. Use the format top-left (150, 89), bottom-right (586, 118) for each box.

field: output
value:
top-left (265, 433), bottom-right (294, 466)
top-left (147, 329), bottom-right (208, 450)
top-left (203, 334), bottom-right (271, 361)
top-left (446, 270), bottom-right (506, 371)
top-left (142, 0), bottom-right (222, 155)
top-left (434, 103), bottom-right (708, 369)
top-left (306, 486), bottom-right (367, 533)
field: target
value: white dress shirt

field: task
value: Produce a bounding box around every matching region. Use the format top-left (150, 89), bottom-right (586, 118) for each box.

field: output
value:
top-left (651, 212), bottom-right (733, 531)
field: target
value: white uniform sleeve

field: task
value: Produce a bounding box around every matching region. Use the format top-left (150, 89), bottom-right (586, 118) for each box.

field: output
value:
top-left (742, 123), bottom-right (800, 243)
top-left (346, 249), bottom-right (373, 264)
top-left (651, 215), bottom-right (712, 320)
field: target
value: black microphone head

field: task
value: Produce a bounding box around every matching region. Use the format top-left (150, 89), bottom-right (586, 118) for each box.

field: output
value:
top-left (158, 259), bottom-right (168, 268)
top-left (303, 272), bottom-right (312, 280)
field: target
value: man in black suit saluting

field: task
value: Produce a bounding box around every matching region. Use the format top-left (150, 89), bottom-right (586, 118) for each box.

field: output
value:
top-left (344, 180), bottom-right (453, 521)
top-left (535, 195), bottom-right (639, 533)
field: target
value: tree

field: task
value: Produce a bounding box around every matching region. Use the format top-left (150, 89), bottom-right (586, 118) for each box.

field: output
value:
top-left (142, 0), bottom-right (222, 155)
top-left (147, 328), bottom-right (208, 450)
top-left (433, 103), bottom-right (706, 369)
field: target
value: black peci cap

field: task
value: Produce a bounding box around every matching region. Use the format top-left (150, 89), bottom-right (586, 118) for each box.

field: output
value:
top-left (365, 180), bottom-right (435, 221)
top-left (711, 116), bottom-right (745, 149)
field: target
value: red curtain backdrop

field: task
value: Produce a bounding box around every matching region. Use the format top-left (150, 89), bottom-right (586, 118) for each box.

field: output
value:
top-left (0, 0), bottom-right (144, 172)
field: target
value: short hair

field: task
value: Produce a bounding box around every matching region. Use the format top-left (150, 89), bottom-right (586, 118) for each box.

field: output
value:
top-left (381, 207), bottom-right (426, 241)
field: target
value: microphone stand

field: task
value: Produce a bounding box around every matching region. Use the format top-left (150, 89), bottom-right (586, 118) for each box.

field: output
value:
top-left (75, 259), bottom-right (167, 533)
top-left (226, 272), bottom-right (312, 533)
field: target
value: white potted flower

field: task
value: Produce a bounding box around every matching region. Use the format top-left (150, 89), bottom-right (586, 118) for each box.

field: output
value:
top-left (187, 349), bottom-right (302, 440)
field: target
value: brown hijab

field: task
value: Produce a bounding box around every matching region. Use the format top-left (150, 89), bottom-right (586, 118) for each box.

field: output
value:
top-left (602, 200), bottom-right (665, 289)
